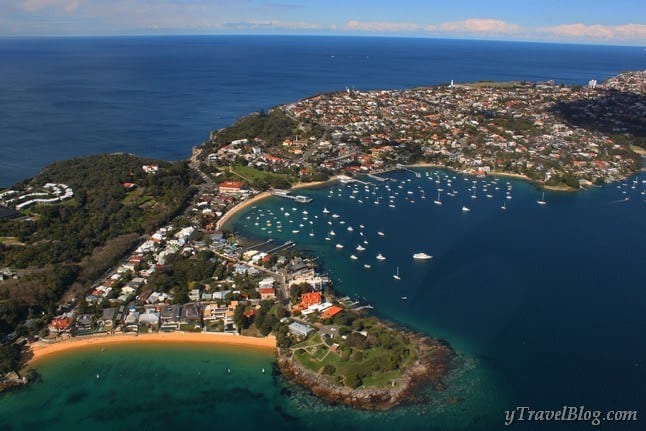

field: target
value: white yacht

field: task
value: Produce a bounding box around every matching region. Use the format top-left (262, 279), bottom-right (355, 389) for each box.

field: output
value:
top-left (413, 253), bottom-right (432, 260)
top-left (376, 253), bottom-right (386, 261)
top-left (537, 192), bottom-right (546, 205)
top-left (393, 267), bottom-right (401, 280)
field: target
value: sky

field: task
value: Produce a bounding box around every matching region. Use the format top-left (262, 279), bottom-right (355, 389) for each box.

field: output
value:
top-left (0, 0), bottom-right (644, 45)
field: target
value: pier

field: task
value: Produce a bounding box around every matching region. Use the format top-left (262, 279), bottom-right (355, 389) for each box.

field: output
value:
top-left (396, 163), bottom-right (422, 178)
top-left (367, 173), bottom-right (387, 182)
top-left (271, 189), bottom-right (313, 203)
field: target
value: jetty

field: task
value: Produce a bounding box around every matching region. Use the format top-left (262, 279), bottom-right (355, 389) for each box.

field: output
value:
top-left (271, 189), bottom-right (313, 203)
top-left (396, 163), bottom-right (421, 178)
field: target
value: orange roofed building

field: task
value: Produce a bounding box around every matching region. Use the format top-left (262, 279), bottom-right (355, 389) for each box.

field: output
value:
top-left (48, 316), bottom-right (73, 333)
top-left (218, 180), bottom-right (245, 194)
top-left (300, 292), bottom-right (322, 309)
top-left (321, 305), bottom-right (343, 319)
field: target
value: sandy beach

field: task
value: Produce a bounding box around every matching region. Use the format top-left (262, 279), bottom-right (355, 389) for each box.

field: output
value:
top-left (28, 332), bottom-right (276, 365)
top-left (216, 177), bottom-right (344, 231)
top-left (216, 191), bottom-right (271, 230)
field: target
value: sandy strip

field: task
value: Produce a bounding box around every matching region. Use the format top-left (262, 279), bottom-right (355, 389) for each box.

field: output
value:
top-left (217, 177), bottom-right (344, 230)
top-left (28, 332), bottom-right (276, 365)
top-left (216, 191), bottom-right (272, 230)
top-left (290, 176), bottom-right (341, 190)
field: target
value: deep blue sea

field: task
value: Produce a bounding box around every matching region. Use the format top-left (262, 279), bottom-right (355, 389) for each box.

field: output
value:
top-left (0, 36), bottom-right (644, 431)
top-left (0, 36), bottom-right (644, 187)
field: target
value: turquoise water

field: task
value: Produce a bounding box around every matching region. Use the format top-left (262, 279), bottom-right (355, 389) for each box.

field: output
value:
top-left (0, 343), bottom-right (500, 431)
top-left (2, 169), bottom-right (645, 430)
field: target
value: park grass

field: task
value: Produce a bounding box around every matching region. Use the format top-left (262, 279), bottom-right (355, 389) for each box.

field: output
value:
top-left (230, 165), bottom-right (290, 184)
top-left (294, 348), bottom-right (322, 372)
top-left (360, 369), bottom-right (404, 388)
top-left (291, 332), bottom-right (322, 349)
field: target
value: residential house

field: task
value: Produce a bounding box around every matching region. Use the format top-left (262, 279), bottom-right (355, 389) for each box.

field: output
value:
top-left (288, 322), bottom-right (313, 338)
top-left (160, 304), bottom-right (181, 331)
top-left (101, 307), bottom-right (117, 332)
top-left (48, 316), bottom-right (73, 334)
top-left (181, 303), bottom-right (202, 327)
top-left (259, 287), bottom-right (275, 300)
top-left (138, 309), bottom-right (160, 329)
top-left (75, 314), bottom-right (94, 335)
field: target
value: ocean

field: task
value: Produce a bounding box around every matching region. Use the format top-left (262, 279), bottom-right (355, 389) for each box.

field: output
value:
top-left (0, 36), bottom-right (645, 430)
top-left (0, 36), bottom-right (644, 187)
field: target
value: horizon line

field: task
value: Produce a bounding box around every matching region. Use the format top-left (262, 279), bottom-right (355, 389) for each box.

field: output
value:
top-left (0, 33), bottom-right (643, 48)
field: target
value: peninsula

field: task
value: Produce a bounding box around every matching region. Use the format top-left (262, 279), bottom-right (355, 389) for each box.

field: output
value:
top-left (1, 71), bottom-right (644, 407)
top-left (196, 70), bottom-right (644, 190)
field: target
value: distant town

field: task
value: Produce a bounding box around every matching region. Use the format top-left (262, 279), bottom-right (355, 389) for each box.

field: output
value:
top-left (198, 70), bottom-right (644, 190)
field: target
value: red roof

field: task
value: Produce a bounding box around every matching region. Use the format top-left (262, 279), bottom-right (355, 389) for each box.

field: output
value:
top-left (300, 292), bottom-right (322, 308)
top-left (259, 287), bottom-right (275, 296)
top-left (321, 305), bottom-right (343, 319)
top-left (219, 180), bottom-right (244, 189)
top-left (49, 317), bottom-right (73, 330)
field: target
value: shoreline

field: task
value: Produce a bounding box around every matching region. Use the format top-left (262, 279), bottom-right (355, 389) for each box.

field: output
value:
top-left (27, 332), bottom-right (276, 366)
top-left (216, 191), bottom-right (271, 230)
top-left (217, 177), bottom-right (343, 231)
top-left (408, 163), bottom-right (578, 192)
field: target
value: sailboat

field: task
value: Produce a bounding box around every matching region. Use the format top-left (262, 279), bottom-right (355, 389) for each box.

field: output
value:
top-left (501, 201), bottom-right (507, 210)
top-left (393, 267), bottom-right (401, 280)
top-left (434, 190), bottom-right (442, 205)
top-left (537, 192), bottom-right (546, 205)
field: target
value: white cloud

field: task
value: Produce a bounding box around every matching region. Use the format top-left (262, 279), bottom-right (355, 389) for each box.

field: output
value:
top-left (539, 23), bottom-right (646, 40)
top-left (345, 18), bottom-right (520, 35)
top-left (346, 20), bottom-right (423, 33)
top-left (223, 19), bottom-right (323, 30)
top-left (20, 0), bottom-right (85, 13)
top-left (438, 18), bottom-right (520, 34)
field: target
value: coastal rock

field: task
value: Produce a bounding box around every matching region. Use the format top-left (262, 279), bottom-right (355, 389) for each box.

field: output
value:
top-left (277, 335), bottom-right (456, 411)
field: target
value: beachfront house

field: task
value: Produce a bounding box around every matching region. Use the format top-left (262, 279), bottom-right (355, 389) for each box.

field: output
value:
top-left (124, 309), bottom-right (140, 332)
top-left (180, 303), bottom-right (202, 329)
top-left (160, 304), bottom-right (181, 331)
top-left (48, 315), bottom-right (73, 334)
top-left (138, 308), bottom-right (161, 331)
top-left (75, 314), bottom-right (95, 335)
top-left (100, 307), bottom-right (117, 332)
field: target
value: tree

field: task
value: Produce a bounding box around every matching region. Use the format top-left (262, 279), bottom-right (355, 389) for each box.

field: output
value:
top-left (233, 303), bottom-right (248, 331)
top-left (345, 371), bottom-right (362, 389)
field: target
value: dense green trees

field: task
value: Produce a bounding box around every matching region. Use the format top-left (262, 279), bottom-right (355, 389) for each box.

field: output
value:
top-left (213, 110), bottom-right (298, 148)
top-left (0, 154), bottom-right (201, 339)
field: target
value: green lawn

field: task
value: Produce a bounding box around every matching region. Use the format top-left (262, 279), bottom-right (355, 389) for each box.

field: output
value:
top-left (230, 165), bottom-right (290, 184)
top-left (294, 349), bottom-right (322, 372)
top-left (313, 345), bottom-right (329, 361)
top-left (360, 369), bottom-right (404, 388)
top-left (291, 333), bottom-right (322, 349)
